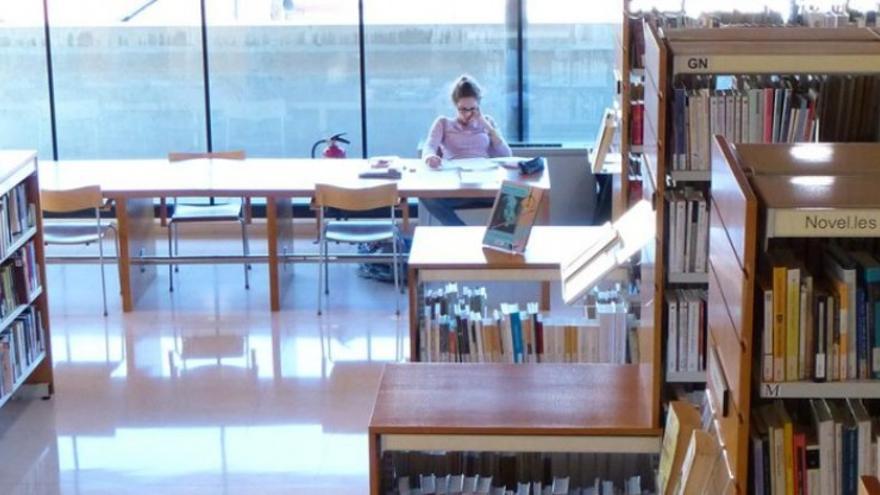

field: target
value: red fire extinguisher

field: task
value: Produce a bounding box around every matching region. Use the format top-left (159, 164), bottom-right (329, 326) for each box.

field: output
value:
top-left (311, 132), bottom-right (349, 159)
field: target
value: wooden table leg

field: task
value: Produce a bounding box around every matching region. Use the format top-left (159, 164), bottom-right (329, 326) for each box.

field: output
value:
top-left (159, 198), bottom-right (168, 227)
top-left (540, 281), bottom-right (551, 312)
top-left (401, 198), bottom-right (410, 234)
top-left (539, 193), bottom-right (551, 225)
top-left (369, 431), bottom-right (381, 495)
top-left (539, 194), bottom-right (552, 312)
top-left (267, 198), bottom-right (280, 311)
top-left (115, 196), bottom-right (156, 312)
top-left (408, 266), bottom-right (418, 362)
top-left (267, 196), bottom-right (295, 311)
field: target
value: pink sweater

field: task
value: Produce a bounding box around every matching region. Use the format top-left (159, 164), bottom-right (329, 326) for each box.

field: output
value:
top-left (421, 116), bottom-right (512, 160)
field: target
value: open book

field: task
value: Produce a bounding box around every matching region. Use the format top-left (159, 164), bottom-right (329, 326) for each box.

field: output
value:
top-left (561, 200), bottom-right (655, 304)
top-left (482, 181), bottom-right (545, 254)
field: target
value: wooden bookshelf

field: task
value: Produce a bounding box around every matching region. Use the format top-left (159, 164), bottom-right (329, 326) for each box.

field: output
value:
top-left (368, 363), bottom-right (662, 494)
top-left (637, 25), bottom-right (880, 491)
top-left (710, 137), bottom-right (880, 492)
top-left (0, 150), bottom-right (53, 408)
top-left (406, 226), bottom-right (592, 346)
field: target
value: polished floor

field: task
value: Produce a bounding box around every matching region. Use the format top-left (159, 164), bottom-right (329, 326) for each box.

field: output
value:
top-left (0, 228), bottom-right (569, 494)
top-left (0, 231), bottom-right (408, 495)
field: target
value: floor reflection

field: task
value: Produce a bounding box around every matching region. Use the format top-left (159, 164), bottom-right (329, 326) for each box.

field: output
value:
top-left (0, 246), bottom-right (407, 494)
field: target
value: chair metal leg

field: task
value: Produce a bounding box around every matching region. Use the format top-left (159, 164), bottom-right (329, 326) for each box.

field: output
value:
top-left (167, 221), bottom-right (175, 292)
top-left (317, 236), bottom-right (325, 316)
top-left (392, 230), bottom-right (400, 316)
top-left (244, 215), bottom-right (252, 270)
top-left (99, 224), bottom-right (108, 317)
top-left (323, 238), bottom-right (329, 296)
top-left (173, 222), bottom-right (180, 272)
top-left (240, 219), bottom-right (250, 289)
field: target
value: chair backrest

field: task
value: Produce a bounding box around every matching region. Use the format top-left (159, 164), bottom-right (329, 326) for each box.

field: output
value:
top-left (168, 150), bottom-right (246, 162)
top-left (41, 185), bottom-right (104, 213)
top-left (314, 183), bottom-right (399, 212)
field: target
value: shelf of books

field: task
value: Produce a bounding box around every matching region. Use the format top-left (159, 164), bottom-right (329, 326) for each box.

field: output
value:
top-left (619, 0), bottom-right (651, 220)
top-left (640, 19), bottom-right (880, 404)
top-left (409, 225), bottom-right (657, 370)
top-left (369, 364), bottom-right (661, 495)
top-left (0, 150), bottom-right (52, 411)
top-left (711, 137), bottom-right (880, 494)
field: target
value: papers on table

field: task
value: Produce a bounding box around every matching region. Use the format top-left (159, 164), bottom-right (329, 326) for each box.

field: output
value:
top-left (459, 169), bottom-right (500, 186)
top-left (439, 158), bottom-right (499, 171)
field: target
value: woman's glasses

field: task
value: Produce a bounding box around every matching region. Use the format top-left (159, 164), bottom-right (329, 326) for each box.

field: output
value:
top-left (457, 106), bottom-right (477, 114)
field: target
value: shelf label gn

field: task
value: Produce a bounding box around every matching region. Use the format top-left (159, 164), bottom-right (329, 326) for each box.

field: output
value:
top-left (767, 209), bottom-right (880, 238)
top-left (672, 55), bottom-right (880, 75)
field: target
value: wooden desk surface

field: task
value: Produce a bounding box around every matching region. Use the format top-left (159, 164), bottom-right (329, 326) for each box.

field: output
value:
top-left (369, 363), bottom-right (657, 436)
top-left (38, 158), bottom-right (549, 198)
top-left (408, 226), bottom-right (604, 270)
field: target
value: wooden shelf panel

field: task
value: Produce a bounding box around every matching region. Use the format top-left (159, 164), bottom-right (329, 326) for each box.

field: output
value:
top-left (670, 170), bottom-right (710, 182)
top-left (666, 370), bottom-right (706, 383)
top-left (733, 143), bottom-right (880, 176)
top-left (667, 272), bottom-right (708, 284)
top-left (665, 27), bottom-right (880, 43)
top-left (380, 433), bottom-right (661, 454)
top-left (369, 363), bottom-right (659, 436)
top-left (759, 381), bottom-right (880, 399)
top-left (0, 151), bottom-right (37, 199)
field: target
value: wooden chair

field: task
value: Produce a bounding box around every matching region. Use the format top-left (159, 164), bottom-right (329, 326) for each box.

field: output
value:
top-left (41, 185), bottom-right (117, 316)
top-left (313, 182), bottom-right (401, 316)
top-left (165, 150), bottom-right (249, 292)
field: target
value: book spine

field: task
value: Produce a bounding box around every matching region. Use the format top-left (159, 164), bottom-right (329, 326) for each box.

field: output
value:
top-left (511, 311), bottom-right (523, 364)
top-left (764, 289), bottom-right (775, 382)
top-left (786, 268), bottom-right (801, 381)
top-left (773, 265), bottom-right (787, 382)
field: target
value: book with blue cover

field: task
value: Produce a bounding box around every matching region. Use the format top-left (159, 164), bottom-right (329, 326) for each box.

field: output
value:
top-left (482, 180), bottom-right (544, 254)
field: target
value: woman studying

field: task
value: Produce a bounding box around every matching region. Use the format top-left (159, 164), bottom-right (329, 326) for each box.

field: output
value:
top-left (420, 75), bottom-right (512, 226)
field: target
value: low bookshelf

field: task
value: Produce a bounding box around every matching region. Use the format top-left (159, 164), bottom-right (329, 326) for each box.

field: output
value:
top-left (0, 150), bottom-right (53, 410)
top-left (368, 363), bottom-right (661, 494)
top-left (407, 226), bottom-right (603, 360)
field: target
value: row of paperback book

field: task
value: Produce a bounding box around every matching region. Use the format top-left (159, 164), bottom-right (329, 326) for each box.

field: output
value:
top-left (0, 242), bottom-right (40, 319)
top-left (419, 286), bottom-right (632, 364)
top-left (641, 9), bottom-right (786, 30)
top-left (0, 182), bottom-right (34, 258)
top-left (665, 188), bottom-right (708, 276)
top-left (751, 398), bottom-right (880, 495)
top-left (670, 75), bottom-right (880, 172)
top-left (385, 451), bottom-right (653, 495)
top-left (638, 5), bottom-right (880, 30)
top-left (761, 242), bottom-right (880, 383)
top-left (671, 79), bottom-right (815, 172)
top-left (665, 289), bottom-right (706, 375)
top-left (0, 306), bottom-right (46, 398)
top-left (800, 8), bottom-right (880, 28)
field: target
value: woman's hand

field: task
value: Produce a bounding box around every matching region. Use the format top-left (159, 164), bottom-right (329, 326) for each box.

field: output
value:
top-left (475, 109), bottom-right (500, 143)
top-left (474, 108), bottom-right (493, 131)
top-left (425, 155), bottom-right (442, 168)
